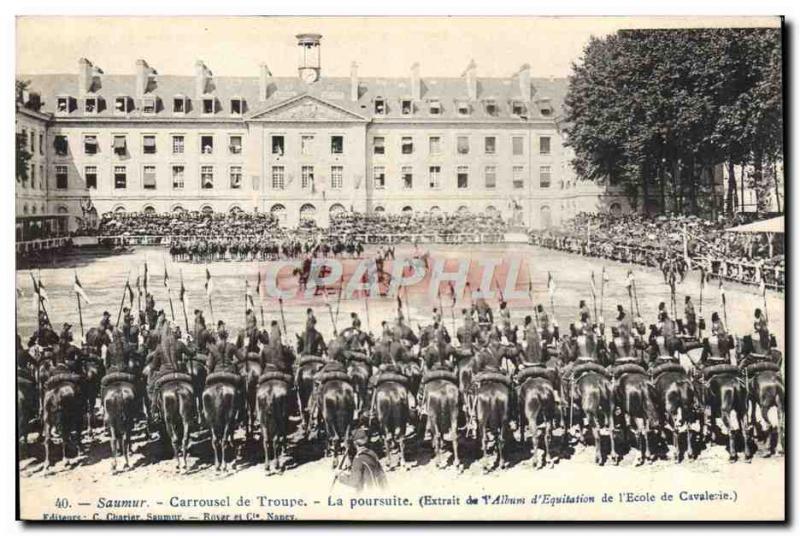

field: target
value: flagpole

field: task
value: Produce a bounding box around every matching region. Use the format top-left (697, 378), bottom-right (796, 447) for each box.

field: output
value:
top-left (278, 297), bottom-right (288, 335)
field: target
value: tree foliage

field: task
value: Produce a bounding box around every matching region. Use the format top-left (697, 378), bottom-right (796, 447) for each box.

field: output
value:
top-left (16, 79), bottom-right (33, 184)
top-left (563, 28), bottom-right (783, 216)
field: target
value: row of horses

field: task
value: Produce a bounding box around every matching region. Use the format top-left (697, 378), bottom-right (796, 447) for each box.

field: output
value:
top-left (167, 237), bottom-right (366, 263)
top-left (18, 322), bottom-right (785, 477)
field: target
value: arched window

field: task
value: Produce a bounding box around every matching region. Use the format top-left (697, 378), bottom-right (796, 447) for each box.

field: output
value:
top-left (57, 206), bottom-right (69, 214)
top-left (610, 202), bottom-right (622, 216)
top-left (229, 205), bottom-right (242, 214)
top-left (143, 205), bottom-right (156, 215)
top-left (171, 205), bottom-right (185, 214)
top-left (32, 205), bottom-right (37, 215)
top-left (270, 203), bottom-right (287, 225)
top-left (485, 205), bottom-right (497, 215)
top-left (113, 205), bottom-right (127, 214)
top-left (329, 203), bottom-right (346, 216)
top-left (540, 205), bottom-right (552, 229)
top-left (456, 205), bottom-right (470, 215)
top-left (429, 206), bottom-right (441, 215)
top-left (22, 204), bottom-right (29, 215)
top-left (200, 205), bottom-right (214, 215)
top-left (402, 206), bottom-right (414, 215)
top-left (373, 205), bottom-right (385, 214)
top-left (299, 203), bottom-right (317, 223)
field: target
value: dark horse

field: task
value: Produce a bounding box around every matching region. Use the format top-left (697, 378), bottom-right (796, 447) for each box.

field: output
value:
top-left (563, 365), bottom-right (617, 465)
top-left (703, 367), bottom-right (751, 462)
top-left (102, 373), bottom-right (138, 473)
top-left (373, 374), bottom-right (411, 470)
top-left (614, 365), bottom-right (657, 465)
top-left (236, 345), bottom-right (264, 440)
top-left (421, 370), bottom-right (462, 470)
top-left (42, 372), bottom-right (84, 470)
top-left (475, 373), bottom-right (511, 472)
top-left (745, 362), bottom-right (785, 457)
top-left (517, 368), bottom-right (559, 469)
top-left (316, 368), bottom-right (355, 466)
top-left (652, 364), bottom-right (700, 462)
top-left (202, 373), bottom-right (240, 472)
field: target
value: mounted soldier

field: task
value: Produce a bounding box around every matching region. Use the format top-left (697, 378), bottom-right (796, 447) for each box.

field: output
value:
top-left (684, 296), bottom-right (697, 336)
top-left (753, 308), bottom-right (770, 351)
top-left (616, 305), bottom-right (634, 339)
top-left (522, 315), bottom-right (544, 365)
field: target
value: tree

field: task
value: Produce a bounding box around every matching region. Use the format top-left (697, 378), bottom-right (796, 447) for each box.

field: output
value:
top-left (15, 79), bottom-right (33, 185)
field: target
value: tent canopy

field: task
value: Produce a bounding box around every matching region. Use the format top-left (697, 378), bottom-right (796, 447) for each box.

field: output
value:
top-left (726, 216), bottom-right (784, 235)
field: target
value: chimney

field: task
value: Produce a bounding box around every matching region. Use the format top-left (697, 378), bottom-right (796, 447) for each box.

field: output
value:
top-left (195, 60), bottom-right (210, 98)
top-left (350, 61), bottom-right (359, 102)
top-left (78, 58), bottom-right (93, 96)
top-left (135, 59), bottom-right (153, 98)
top-left (463, 59), bottom-right (477, 100)
top-left (518, 63), bottom-right (531, 102)
top-left (259, 63), bottom-right (272, 101)
top-left (410, 62), bottom-right (421, 101)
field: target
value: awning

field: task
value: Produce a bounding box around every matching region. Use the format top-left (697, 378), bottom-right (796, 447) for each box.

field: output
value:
top-left (726, 216), bottom-right (784, 234)
top-left (113, 137), bottom-right (127, 150)
top-left (84, 136), bottom-right (97, 146)
top-left (143, 137), bottom-right (156, 147)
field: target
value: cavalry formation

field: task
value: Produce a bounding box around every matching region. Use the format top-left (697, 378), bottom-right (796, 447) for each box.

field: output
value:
top-left (17, 285), bottom-right (784, 478)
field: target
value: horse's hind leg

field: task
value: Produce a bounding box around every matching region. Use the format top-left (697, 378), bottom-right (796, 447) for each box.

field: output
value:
top-left (221, 422), bottom-right (230, 472)
top-left (108, 425), bottom-right (118, 473)
top-left (122, 426), bottom-right (131, 470)
top-left (181, 419), bottom-right (190, 471)
top-left (398, 430), bottom-right (408, 471)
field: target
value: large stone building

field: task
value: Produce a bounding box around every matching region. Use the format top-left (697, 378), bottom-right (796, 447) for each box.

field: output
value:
top-left (16, 33), bottom-right (626, 232)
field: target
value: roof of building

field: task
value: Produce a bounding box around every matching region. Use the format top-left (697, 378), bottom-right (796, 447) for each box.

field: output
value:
top-left (20, 72), bottom-right (569, 122)
top-left (726, 216), bottom-right (784, 235)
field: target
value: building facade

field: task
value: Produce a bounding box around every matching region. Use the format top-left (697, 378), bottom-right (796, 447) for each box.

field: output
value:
top-left (16, 33), bottom-right (627, 232)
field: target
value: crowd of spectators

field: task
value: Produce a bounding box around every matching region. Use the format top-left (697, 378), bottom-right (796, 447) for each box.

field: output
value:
top-left (328, 210), bottom-right (509, 242)
top-left (529, 212), bottom-right (785, 290)
top-left (92, 210), bottom-right (285, 239)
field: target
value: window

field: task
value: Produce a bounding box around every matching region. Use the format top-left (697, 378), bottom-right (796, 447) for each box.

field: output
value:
top-left (485, 166), bottom-right (497, 189)
top-left (402, 166), bottom-right (413, 189)
top-left (457, 101), bottom-right (470, 116)
top-left (301, 135), bottom-right (314, 156)
top-left (301, 165), bottom-right (314, 189)
top-left (457, 166), bottom-right (469, 189)
top-left (172, 135), bottom-right (184, 154)
top-left (373, 167), bottom-right (386, 190)
top-left (374, 98), bottom-right (386, 115)
top-left (143, 165), bottom-right (157, 190)
top-left (331, 135), bottom-right (343, 154)
top-left (114, 96), bottom-right (130, 114)
top-left (540, 104), bottom-right (553, 117)
top-left (513, 166), bottom-right (525, 189)
top-left (539, 136), bottom-right (551, 155)
top-left (114, 166), bottom-right (127, 189)
top-left (484, 100), bottom-right (498, 116)
top-left (143, 135), bottom-right (157, 155)
top-left (54, 135), bottom-right (68, 156)
top-left (485, 136), bottom-right (496, 155)
top-left (330, 166), bottom-right (343, 189)
top-left (511, 101), bottom-right (526, 116)
top-left (401, 136), bottom-right (413, 155)
top-left (202, 98), bottom-right (215, 114)
top-left (201, 166), bottom-right (214, 189)
top-left (230, 98), bottom-right (243, 115)
top-left (512, 136), bottom-right (524, 156)
top-left (539, 165), bottom-right (551, 188)
top-left (172, 165), bottom-right (185, 189)
top-left (30, 130), bottom-right (35, 153)
top-left (142, 97), bottom-right (156, 115)
top-left (229, 135), bottom-right (242, 155)
top-left (38, 133), bottom-right (43, 155)
top-left (401, 99), bottom-right (412, 115)
top-left (173, 96), bottom-right (187, 114)
top-left (201, 135), bottom-right (214, 154)
top-left (429, 99), bottom-right (442, 115)
top-left (29, 165), bottom-right (34, 187)
top-left (428, 166), bottom-right (441, 189)
top-left (84, 135), bottom-right (98, 155)
top-left (84, 97), bottom-right (98, 114)
top-left (113, 135), bottom-right (127, 156)
top-left (373, 137), bottom-right (385, 155)
top-left (57, 96), bottom-right (69, 114)
top-left (272, 135), bottom-right (285, 155)
top-left (230, 166), bottom-right (242, 189)
top-left (457, 136), bottom-right (469, 155)
top-left (271, 166), bottom-right (285, 189)
top-left (429, 136), bottom-right (441, 155)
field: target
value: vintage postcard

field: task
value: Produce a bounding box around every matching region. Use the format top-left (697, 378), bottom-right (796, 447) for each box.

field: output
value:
top-left (15, 15), bottom-right (785, 522)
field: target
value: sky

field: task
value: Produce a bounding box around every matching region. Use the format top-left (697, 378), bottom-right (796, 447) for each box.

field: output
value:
top-left (16, 16), bottom-right (780, 79)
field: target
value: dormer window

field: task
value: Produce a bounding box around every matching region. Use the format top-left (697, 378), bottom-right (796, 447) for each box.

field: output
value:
top-left (401, 99), bottom-right (413, 115)
top-left (56, 96), bottom-right (72, 114)
top-left (511, 100), bottom-right (527, 116)
top-left (114, 96), bottom-right (131, 114)
top-left (202, 97), bottom-right (216, 115)
top-left (374, 97), bottom-right (386, 115)
top-left (230, 97), bottom-right (244, 115)
top-left (456, 101), bottom-right (470, 116)
top-left (428, 99), bottom-right (442, 115)
top-left (539, 99), bottom-right (553, 117)
top-left (173, 96), bottom-right (187, 114)
top-left (142, 96), bottom-right (156, 115)
top-left (84, 97), bottom-right (99, 114)
top-left (484, 99), bottom-right (498, 116)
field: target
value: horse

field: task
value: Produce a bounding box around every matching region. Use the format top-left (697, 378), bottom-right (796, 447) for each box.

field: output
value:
top-left (563, 366), bottom-right (616, 465)
top-left (474, 373), bottom-right (511, 472)
top-left (613, 366), bottom-right (657, 465)
top-left (422, 374), bottom-right (462, 470)
top-left (81, 353), bottom-right (105, 442)
top-left (318, 373), bottom-right (355, 467)
top-left (373, 375), bottom-right (410, 470)
top-left (236, 348), bottom-right (264, 440)
top-left (295, 355), bottom-right (327, 437)
top-left (745, 364), bottom-right (785, 457)
top-left (202, 373), bottom-right (240, 472)
top-left (256, 371), bottom-right (292, 475)
top-left (652, 366), bottom-right (700, 462)
top-left (185, 356), bottom-right (208, 426)
top-left (702, 368), bottom-right (751, 462)
top-left (102, 375), bottom-right (137, 473)
top-left (42, 372), bottom-right (83, 470)
top-left (17, 370), bottom-right (38, 457)
top-left (518, 370), bottom-right (559, 469)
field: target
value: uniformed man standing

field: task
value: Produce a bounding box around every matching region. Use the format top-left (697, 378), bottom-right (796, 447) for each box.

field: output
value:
top-left (336, 428), bottom-right (387, 492)
top-left (754, 308), bottom-right (770, 349)
top-left (684, 296), bottom-right (697, 336)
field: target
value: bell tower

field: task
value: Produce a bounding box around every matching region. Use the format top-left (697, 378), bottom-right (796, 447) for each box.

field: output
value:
top-left (296, 33), bottom-right (322, 84)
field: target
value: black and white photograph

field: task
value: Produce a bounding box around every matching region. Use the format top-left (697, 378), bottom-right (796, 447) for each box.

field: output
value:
top-left (13, 15), bottom-right (785, 522)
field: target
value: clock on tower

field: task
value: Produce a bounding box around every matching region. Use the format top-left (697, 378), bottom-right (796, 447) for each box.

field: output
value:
top-left (296, 33), bottom-right (322, 84)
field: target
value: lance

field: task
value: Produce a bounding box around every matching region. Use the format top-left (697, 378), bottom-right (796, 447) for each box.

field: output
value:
top-left (37, 268), bottom-right (53, 329)
top-left (115, 268), bottom-right (132, 327)
top-left (180, 269), bottom-right (190, 334)
top-left (404, 283), bottom-right (413, 326)
top-left (600, 266), bottom-right (607, 322)
top-left (698, 267), bottom-right (705, 338)
top-left (75, 287), bottom-right (84, 340)
top-left (334, 276), bottom-right (344, 328)
top-left (590, 272), bottom-right (598, 322)
top-left (364, 288), bottom-right (371, 334)
top-left (244, 279), bottom-right (249, 328)
top-left (257, 265), bottom-right (265, 328)
top-left (632, 278), bottom-right (641, 318)
top-left (167, 288), bottom-right (176, 322)
top-left (278, 297), bottom-right (288, 335)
